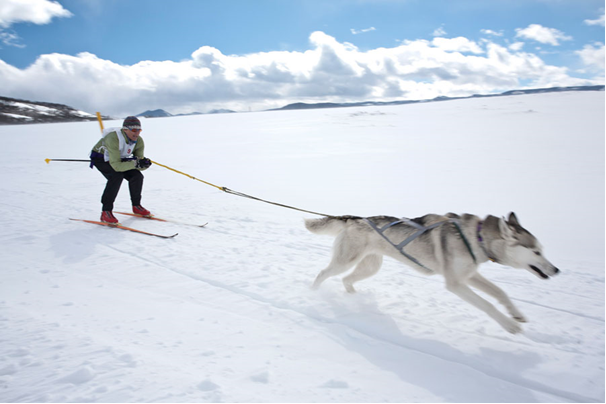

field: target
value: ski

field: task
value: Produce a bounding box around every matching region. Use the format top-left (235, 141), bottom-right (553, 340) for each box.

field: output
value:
top-left (114, 212), bottom-right (208, 227)
top-left (70, 218), bottom-right (178, 239)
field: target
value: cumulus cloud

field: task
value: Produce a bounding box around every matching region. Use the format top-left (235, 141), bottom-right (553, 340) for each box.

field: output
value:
top-left (508, 42), bottom-right (525, 51)
top-left (481, 29), bottom-right (504, 37)
top-left (0, 31), bottom-right (600, 116)
top-left (432, 37), bottom-right (483, 54)
top-left (0, 0), bottom-right (71, 49)
top-left (0, 0), bottom-right (72, 28)
top-left (351, 27), bottom-right (376, 35)
top-left (576, 42), bottom-right (605, 71)
top-left (515, 24), bottom-right (572, 46)
top-left (584, 13), bottom-right (605, 26)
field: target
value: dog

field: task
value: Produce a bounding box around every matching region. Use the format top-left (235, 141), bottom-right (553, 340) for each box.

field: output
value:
top-left (305, 212), bottom-right (559, 334)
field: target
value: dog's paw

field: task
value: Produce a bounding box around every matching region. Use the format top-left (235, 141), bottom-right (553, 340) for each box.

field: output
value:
top-left (508, 307), bottom-right (528, 323)
top-left (343, 282), bottom-right (356, 294)
top-left (500, 317), bottom-right (523, 334)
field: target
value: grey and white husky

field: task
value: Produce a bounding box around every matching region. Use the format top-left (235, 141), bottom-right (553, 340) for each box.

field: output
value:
top-left (305, 212), bottom-right (559, 334)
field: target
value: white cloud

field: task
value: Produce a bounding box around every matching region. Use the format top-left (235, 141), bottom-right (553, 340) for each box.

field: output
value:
top-left (508, 42), bottom-right (525, 51)
top-left (351, 27), bottom-right (376, 35)
top-left (480, 29), bottom-right (504, 37)
top-left (432, 37), bottom-right (483, 54)
top-left (576, 42), bottom-right (605, 71)
top-left (0, 31), bottom-right (600, 117)
top-left (0, 29), bottom-right (24, 48)
top-left (432, 26), bottom-right (447, 37)
top-left (584, 13), bottom-right (605, 27)
top-left (0, 0), bottom-right (72, 28)
top-left (515, 24), bottom-right (572, 46)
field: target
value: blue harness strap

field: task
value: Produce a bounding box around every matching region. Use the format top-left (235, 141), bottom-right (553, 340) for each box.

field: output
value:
top-left (364, 217), bottom-right (477, 271)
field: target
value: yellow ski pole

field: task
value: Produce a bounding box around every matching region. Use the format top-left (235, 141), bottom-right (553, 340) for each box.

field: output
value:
top-left (96, 112), bottom-right (104, 132)
top-left (45, 159), bottom-right (91, 164)
top-left (45, 115), bottom-right (105, 164)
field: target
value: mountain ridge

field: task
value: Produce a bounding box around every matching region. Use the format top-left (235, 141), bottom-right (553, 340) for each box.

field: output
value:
top-left (1, 84), bottom-right (603, 125)
top-left (137, 109), bottom-right (236, 118)
top-left (272, 85), bottom-right (605, 111)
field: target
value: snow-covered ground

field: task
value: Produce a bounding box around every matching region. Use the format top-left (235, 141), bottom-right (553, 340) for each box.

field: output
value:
top-left (0, 91), bottom-right (603, 402)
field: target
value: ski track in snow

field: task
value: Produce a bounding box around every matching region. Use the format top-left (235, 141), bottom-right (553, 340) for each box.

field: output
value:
top-left (0, 92), bottom-right (603, 402)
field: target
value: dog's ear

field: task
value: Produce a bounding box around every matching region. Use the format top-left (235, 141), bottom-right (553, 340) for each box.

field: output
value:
top-left (499, 216), bottom-right (515, 239)
top-left (507, 212), bottom-right (520, 227)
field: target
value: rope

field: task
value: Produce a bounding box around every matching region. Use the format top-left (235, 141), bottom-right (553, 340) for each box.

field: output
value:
top-left (149, 159), bottom-right (334, 217)
top-left (149, 159), bottom-right (226, 191)
top-left (92, 113), bottom-right (334, 218)
top-left (222, 187), bottom-right (335, 217)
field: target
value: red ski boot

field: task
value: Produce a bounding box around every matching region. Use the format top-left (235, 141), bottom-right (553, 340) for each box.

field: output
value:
top-left (100, 211), bottom-right (119, 224)
top-left (132, 205), bottom-right (151, 217)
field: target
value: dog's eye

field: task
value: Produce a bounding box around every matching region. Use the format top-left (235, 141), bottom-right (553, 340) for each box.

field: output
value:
top-left (534, 251), bottom-right (541, 256)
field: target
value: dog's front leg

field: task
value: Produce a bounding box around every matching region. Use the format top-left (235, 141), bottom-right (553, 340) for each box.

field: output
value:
top-left (468, 273), bottom-right (527, 323)
top-left (445, 280), bottom-right (523, 334)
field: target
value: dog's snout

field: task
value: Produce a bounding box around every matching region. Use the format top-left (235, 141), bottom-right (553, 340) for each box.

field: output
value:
top-left (553, 267), bottom-right (560, 275)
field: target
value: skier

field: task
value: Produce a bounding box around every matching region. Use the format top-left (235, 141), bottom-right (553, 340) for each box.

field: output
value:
top-left (90, 116), bottom-right (152, 224)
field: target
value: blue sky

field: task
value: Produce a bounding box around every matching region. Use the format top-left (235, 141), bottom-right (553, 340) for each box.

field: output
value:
top-left (0, 0), bottom-right (603, 116)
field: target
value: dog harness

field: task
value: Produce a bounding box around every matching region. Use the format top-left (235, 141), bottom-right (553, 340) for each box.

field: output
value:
top-left (476, 221), bottom-right (497, 263)
top-left (364, 217), bottom-right (477, 271)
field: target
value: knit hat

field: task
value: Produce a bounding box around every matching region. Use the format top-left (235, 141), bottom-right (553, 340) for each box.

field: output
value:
top-left (122, 116), bottom-right (141, 130)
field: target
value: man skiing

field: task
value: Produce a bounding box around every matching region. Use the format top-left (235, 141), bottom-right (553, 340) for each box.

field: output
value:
top-left (90, 116), bottom-right (152, 224)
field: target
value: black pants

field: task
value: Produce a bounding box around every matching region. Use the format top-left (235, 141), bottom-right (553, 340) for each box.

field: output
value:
top-left (93, 160), bottom-right (143, 211)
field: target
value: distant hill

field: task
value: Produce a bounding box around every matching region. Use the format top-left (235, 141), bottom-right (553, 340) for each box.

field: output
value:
top-left (137, 108), bottom-right (236, 118)
top-left (137, 109), bottom-right (172, 118)
top-left (206, 109), bottom-right (236, 114)
top-left (0, 96), bottom-right (103, 125)
top-left (272, 85), bottom-right (605, 111)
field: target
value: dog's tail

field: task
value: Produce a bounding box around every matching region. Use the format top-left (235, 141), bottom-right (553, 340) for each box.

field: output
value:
top-left (304, 215), bottom-right (361, 236)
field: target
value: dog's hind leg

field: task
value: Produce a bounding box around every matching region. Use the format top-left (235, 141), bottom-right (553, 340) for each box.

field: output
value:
top-left (312, 258), bottom-right (359, 290)
top-left (468, 273), bottom-right (527, 323)
top-left (342, 254), bottom-right (383, 293)
top-left (312, 233), bottom-right (364, 290)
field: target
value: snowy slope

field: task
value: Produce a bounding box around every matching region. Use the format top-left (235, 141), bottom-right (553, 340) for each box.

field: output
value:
top-left (0, 91), bottom-right (603, 402)
top-left (0, 96), bottom-right (98, 125)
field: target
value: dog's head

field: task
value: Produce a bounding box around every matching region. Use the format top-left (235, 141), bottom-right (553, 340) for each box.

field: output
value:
top-left (493, 212), bottom-right (560, 279)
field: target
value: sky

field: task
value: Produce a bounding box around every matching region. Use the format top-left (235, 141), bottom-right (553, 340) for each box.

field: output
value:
top-left (0, 0), bottom-right (604, 117)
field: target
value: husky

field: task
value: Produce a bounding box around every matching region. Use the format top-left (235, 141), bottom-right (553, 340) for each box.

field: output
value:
top-left (305, 212), bottom-right (559, 334)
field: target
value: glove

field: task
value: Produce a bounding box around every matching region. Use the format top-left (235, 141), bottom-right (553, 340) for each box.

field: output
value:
top-left (135, 157), bottom-right (152, 169)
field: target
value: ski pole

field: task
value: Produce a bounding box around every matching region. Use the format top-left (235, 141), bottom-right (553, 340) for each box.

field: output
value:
top-left (45, 158), bottom-right (137, 164)
top-left (96, 112), bottom-right (104, 131)
top-left (45, 159), bottom-right (90, 164)
top-left (46, 114), bottom-right (106, 164)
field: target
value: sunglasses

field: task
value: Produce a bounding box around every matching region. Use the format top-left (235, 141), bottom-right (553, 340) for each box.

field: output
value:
top-left (128, 128), bottom-right (142, 133)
